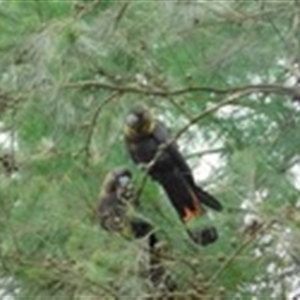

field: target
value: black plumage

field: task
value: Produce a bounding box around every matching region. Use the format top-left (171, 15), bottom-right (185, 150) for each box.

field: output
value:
top-left (124, 106), bottom-right (223, 223)
top-left (98, 167), bottom-right (174, 287)
top-left (98, 167), bottom-right (157, 245)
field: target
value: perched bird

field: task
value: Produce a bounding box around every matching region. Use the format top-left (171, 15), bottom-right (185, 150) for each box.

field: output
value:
top-left (98, 167), bottom-right (157, 246)
top-left (98, 167), bottom-right (174, 287)
top-left (124, 106), bottom-right (223, 224)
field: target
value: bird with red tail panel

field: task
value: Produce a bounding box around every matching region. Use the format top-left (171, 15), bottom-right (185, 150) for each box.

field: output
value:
top-left (123, 106), bottom-right (222, 245)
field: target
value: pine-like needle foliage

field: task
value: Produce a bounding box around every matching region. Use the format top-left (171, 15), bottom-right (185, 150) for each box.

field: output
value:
top-left (0, 1), bottom-right (300, 299)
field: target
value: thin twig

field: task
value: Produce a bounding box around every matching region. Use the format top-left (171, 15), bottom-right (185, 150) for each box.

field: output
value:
top-left (114, 1), bottom-right (131, 29)
top-left (185, 148), bottom-right (225, 159)
top-left (165, 97), bottom-right (194, 120)
top-left (80, 91), bottom-right (120, 161)
top-left (207, 220), bottom-right (275, 286)
top-left (136, 90), bottom-right (250, 210)
top-left (151, 90), bottom-right (253, 171)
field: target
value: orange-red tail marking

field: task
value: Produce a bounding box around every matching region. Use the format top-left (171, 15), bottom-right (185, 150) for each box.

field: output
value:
top-left (182, 189), bottom-right (204, 223)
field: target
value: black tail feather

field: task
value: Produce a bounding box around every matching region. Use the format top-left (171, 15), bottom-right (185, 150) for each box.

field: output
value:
top-left (188, 226), bottom-right (219, 246)
top-left (156, 170), bottom-right (203, 220)
top-left (196, 187), bottom-right (223, 211)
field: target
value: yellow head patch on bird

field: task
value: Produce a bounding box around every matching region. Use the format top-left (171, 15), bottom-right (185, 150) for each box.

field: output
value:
top-left (124, 105), bottom-right (156, 137)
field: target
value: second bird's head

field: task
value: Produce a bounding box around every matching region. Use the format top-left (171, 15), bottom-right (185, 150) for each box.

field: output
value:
top-left (102, 167), bottom-right (132, 195)
top-left (125, 105), bottom-right (155, 137)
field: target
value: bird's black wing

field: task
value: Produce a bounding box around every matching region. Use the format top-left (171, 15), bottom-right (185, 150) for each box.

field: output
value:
top-left (153, 120), bottom-right (195, 186)
top-left (154, 121), bottom-right (223, 212)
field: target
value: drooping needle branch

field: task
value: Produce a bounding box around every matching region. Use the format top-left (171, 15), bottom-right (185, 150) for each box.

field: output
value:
top-left (207, 219), bottom-right (276, 287)
top-left (80, 91), bottom-right (121, 161)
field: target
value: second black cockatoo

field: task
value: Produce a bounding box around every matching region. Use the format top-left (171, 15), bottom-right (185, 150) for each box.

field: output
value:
top-left (98, 167), bottom-right (157, 247)
top-left (123, 106), bottom-right (223, 224)
top-left (98, 167), bottom-right (175, 288)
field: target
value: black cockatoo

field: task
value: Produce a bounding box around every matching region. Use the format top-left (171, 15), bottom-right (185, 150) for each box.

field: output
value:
top-left (98, 167), bottom-right (157, 247)
top-left (98, 167), bottom-right (175, 287)
top-left (123, 106), bottom-right (222, 244)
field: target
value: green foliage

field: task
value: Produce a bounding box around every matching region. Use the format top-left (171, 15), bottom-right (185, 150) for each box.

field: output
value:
top-left (0, 1), bottom-right (299, 299)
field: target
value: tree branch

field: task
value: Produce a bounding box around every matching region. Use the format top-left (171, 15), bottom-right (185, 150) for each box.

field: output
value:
top-left (64, 80), bottom-right (300, 98)
top-left (185, 148), bottom-right (225, 160)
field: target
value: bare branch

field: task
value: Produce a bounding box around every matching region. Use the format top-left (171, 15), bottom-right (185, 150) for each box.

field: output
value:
top-left (64, 80), bottom-right (300, 99)
top-left (185, 148), bottom-right (225, 159)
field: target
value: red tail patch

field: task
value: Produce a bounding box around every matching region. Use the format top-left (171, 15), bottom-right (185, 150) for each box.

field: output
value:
top-left (182, 189), bottom-right (204, 222)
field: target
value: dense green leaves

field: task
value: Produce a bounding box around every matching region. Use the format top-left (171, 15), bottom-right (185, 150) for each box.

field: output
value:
top-left (0, 1), bottom-right (300, 299)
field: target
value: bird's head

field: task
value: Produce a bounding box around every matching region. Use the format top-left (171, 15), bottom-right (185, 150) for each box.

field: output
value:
top-left (102, 167), bottom-right (132, 194)
top-left (125, 105), bottom-right (155, 137)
